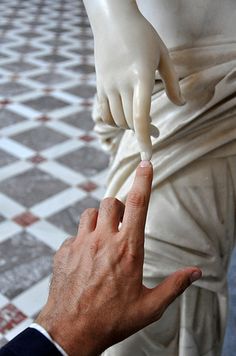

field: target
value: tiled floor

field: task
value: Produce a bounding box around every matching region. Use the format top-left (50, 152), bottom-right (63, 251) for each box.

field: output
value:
top-left (0, 0), bottom-right (109, 344)
top-left (0, 1), bottom-right (235, 355)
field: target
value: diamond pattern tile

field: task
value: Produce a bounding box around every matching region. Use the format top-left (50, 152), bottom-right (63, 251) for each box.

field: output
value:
top-left (57, 146), bottom-right (109, 176)
top-left (47, 27), bottom-right (71, 34)
top-left (0, 38), bottom-right (15, 45)
top-left (0, 82), bottom-right (32, 97)
top-left (0, 232), bottom-right (54, 299)
top-left (37, 54), bottom-right (71, 63)
top-left (17, 31), bottom-right (42, 39)
top-left (71, 47), bottom-right (94, 56)
top-left (30, 72), bottom-right (71, 85)
top-left (1, 61), bottom-right (39, 73)
top-left (0, 109), bottom-right (26, 129)
top-left (42, 39), bottom-right (69, 47)
top-left (11, 126), bottom-right (69, 151)
top-left (0, 168), bottom-right (69, 208)
top-left (61, 110), bottom-right (94, 131)
top-left (48, 196), bottom-right (100, 236)
top-left (66, 84), bottom-right (96, 99)
top-left (8, 44), bottom-right (41, 54)
top-left (22, 95), bottom-right (70, 113)
top-left (0, 149), bottom-right (17, 168)
top-left (67, 64), bottom-right (95, 74)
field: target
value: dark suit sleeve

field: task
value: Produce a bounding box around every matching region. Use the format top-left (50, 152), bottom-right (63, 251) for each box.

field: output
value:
top-left (0, 328), bottom-right (62, 356)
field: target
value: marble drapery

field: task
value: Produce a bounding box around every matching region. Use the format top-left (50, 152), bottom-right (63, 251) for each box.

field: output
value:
top-left (94, 38), bottom-right (236, 355)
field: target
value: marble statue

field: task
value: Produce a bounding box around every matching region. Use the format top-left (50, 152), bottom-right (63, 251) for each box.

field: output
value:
top-left (84, 1), bottom-right (236, 355)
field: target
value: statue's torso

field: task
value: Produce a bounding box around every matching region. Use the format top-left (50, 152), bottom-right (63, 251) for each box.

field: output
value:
top-left (137, 0), bottom-right (236, 48)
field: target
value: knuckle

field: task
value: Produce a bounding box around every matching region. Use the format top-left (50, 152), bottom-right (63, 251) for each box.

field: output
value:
top-left (102, 197), bottom-right (122, 210)
top-left (128, 191), bottom-right (146, 208)
top-left (53, 247), bottom-right (64, 264)
top-left (80, 208), bottom-right (97, 220)
top-left (60, 236), bottom-right (74, 248)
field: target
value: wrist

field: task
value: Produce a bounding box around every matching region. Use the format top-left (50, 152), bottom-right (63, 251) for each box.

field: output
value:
top-left (35, 307), bottom-right (101, 356)
top-left (84, 0), bottom-right (141, 36)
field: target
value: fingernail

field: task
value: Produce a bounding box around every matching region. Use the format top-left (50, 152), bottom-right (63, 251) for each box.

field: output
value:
top-left (190, 270), bottom-right (202, 283)
top-left (140, 160), bottom-right (151, 168)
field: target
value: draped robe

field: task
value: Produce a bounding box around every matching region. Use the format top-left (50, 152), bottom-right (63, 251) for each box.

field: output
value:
top-left (94, 37), bottom-right (236, 355)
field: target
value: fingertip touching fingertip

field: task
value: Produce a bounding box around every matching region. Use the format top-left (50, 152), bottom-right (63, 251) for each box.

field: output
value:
top-left (140, 160), bottom-right (152, 168)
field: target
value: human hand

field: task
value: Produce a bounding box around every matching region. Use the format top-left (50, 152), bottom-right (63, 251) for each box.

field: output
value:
top-left (36, 161), bottom-right (201, 356)
top-left (92, 1), bottom-right (184, 160)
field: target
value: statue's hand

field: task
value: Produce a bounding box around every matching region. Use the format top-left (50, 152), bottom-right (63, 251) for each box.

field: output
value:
top-left (94, 8), bottom-right (184, 160)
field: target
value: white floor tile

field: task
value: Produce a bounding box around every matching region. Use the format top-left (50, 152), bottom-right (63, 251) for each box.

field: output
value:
top-left (31, 187), bottom-right (86, 218)
top-left (27, 220), bottom-right (68, 250)
top-left (12, 276), bottom-right (51, 317)
top-left (0, 193), bottom-right (25, 218)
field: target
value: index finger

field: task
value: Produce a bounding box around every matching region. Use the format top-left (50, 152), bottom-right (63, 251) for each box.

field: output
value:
top-left (133, 82), bottom-right (153, 161)
top-left (121, 161), bottom-right (153, 246)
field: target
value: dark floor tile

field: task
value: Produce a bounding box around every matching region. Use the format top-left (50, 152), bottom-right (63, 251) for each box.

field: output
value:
top-left (1, 61), bottom-right (39, 73)
top-left (0, 52), bottom-right (8, 59)
top-left (61, 110), bottom-right (94, 131)
top-left (47, 27), bottom-right (70, 34)
top-left (8, 44), bottom-right (42, 54)
top-left (66, 64), bottom-right (95, 74)
top-left (0, 25), bottom-right (17, 31)
top-left (57, 146), bottom-right (109, 177)
top-left (73, 22), bottom-right (90, 29)
top-left (0, 148), bottom-right (17, 168)
top-left (71, 48), bottom-right (94, 56)
top-left (37, 54), bottom-right (71, 63)
top-left (23, 21), bottom-right (46, 26)
top-left (0, 108), bottom-right (26, 129)
top-left (0, 231), bottom-right (54, 299)
top-left (66, 84), bottom-right (96, 99)
top-left (41, 39), bottom-right (69, 47)
top-left (17, 31), bottom-right (43, 38)
top-left (48, 196), bottom-right (100, 235)
top-left (0, 38), bottom-right (16, 45)
top-left (22, 95), bottom-right (70, 113)
top-left (30, 72), bottom-right (71, 85)
top-left (0, 82), bottom-right (32, 97)
top-left (0, 167), bottom-right (69, 208)
top-left (76, 33), bottom-right (93, 41)
top-left (11, 126), bottom-right (68, 151)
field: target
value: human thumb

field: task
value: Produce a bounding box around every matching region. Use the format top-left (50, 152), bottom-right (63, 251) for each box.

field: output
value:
top-left (143, 267), bottom-right (202, 322)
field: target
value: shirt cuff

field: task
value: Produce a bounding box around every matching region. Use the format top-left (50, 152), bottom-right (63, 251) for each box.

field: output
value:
top-left (30, 323), bottom-right (68, 356)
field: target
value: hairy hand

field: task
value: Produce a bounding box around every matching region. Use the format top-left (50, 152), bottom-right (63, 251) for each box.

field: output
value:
top-left (36, 162), bottom-right (201, 356)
